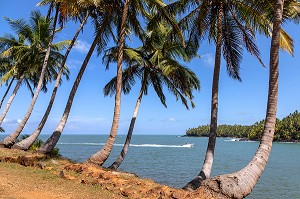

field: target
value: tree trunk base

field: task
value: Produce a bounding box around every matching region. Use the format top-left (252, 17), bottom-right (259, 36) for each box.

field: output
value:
top-left (202, 174), bottom-right (251, 199)
top-left (11, 144), bottom-right (26, 150)
top-left (183, 171), bottom-right (206, 191)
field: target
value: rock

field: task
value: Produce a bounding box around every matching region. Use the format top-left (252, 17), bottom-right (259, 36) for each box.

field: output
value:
top-left (45, 167), bottom-right (53, 171)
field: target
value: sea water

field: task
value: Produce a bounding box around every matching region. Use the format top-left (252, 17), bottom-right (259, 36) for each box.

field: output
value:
top-left (1, 134), bottom-right (299, 198)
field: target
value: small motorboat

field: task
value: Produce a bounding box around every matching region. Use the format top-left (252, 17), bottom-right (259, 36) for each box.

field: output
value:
top-left (181, 143), bottom-right (194, 147)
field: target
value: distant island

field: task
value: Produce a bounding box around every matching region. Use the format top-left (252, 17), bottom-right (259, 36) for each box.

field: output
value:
top-left (186, 110), bottom-right (300, 142)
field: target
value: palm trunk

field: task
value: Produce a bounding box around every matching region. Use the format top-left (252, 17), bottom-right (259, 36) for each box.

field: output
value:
top-left (0, 5), bottom-right (60, 148)
top-left (201, 1), bottom-right (283, 198)
top-left (0, 76), bottom-right (23, 126)
top-left (12, 13), bottom-right (89, 150)
top-left (86, 0), bottom-right (130, 166)
top-left (37, 15), bottom-right (108, 154)
top-left (0, 77), bottom-right (15, 109)
top-left (183, 4), bottom-right (223, 191)
top-left (108, 73), bottom-right (147, 170)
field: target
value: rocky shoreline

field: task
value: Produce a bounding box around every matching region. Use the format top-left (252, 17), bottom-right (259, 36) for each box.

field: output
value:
top-left (0, 148), bottom-right (223, 199)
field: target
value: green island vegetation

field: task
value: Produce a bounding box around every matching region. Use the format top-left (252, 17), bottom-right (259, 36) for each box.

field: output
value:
top-left (186, 110), bottom-right (300, 142)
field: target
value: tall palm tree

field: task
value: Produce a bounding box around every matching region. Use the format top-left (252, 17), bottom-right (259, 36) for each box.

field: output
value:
top-left (0, 35), bottom-right (30, 126)
top-left (85, 0), bottom-right (130, 166)
top-left (12, 2), bottom-right (90, 150)
top-left (172, 0), bottom-right (296, 190)
top-left (0, 8), bottom-right (68, 147)
top-left (198, 0), bottom-right (291, 198)
top-left (104, 23), bottom-right (200, 170)
top-left (0, 14), bottom-right (69, 128)
top-left (171, 0), bottom-right (265, 190)
top-left (85, 0), bottom-right (187, 166)
top-left (37, 1), bottom-right (123, 154)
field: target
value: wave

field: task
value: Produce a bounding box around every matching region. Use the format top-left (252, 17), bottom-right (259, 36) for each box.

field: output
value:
top-left (224, 139), bottom-right (256, 142)
top-left (58, 142), bottom-right (193, 148)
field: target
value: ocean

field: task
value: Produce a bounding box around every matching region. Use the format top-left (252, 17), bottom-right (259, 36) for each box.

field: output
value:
top-left (1, 134), bottom-right (299, 198)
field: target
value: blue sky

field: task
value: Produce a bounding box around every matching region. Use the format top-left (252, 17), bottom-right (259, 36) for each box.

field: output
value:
top-left (0, 0), bottom-right (299, 135)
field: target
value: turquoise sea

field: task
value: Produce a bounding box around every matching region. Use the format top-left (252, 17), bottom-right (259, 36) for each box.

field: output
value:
top-left (1, 134), bottom-right (299, 198)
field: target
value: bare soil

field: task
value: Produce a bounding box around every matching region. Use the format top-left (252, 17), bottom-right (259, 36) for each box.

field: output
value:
top-left (0, 148), bottom-right (217, 199)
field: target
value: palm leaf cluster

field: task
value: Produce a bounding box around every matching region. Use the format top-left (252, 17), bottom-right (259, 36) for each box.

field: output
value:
top-left (0, 11), bottom-right (70, 92)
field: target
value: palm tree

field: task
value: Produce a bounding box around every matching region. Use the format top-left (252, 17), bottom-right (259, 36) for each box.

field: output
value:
top-left (12, 2), bottom-right (90, 150)
top-left (85, 0), bottom-right (187, 166)
top-left (36, 1), bottom-right (123, 154)
top-left (0, 35), bottom-right (31, 126)
top-left (84, 0), bottom-right (131, 166)
top-left (104, 23), bottom-right (200, 170)
top-left (0, 8), bottom-right (69, 147)
top-left (173, 0), bottom-right (296, 190)
top-left (170, 0), bottom-right (265, 190)
top-left (197, 0), bottom-right (290, 198)
top-left (0, 15), bottom-right (68, 128)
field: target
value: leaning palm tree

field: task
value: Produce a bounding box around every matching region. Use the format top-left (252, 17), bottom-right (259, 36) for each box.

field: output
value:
top-left (0, 34), bottom-right (32, 126)
top-left (104, 23), bottom-right (200, 170)
top-left (12, 1), bottom-right (90, 150)
top-left (85, 0), bottom-right (187, 166)
top-left (0, 19), bottom-right (67, 127)
top-left (196, 0), bottom-right (297, 198)
top-left (37, 1), bottom-right (124, 154)
top-left (169, 0), bottom-right (295, 190)
top-left (0, 8), bottom-right (70, 147)
top-left (84, 0), bottom-right (131, 166)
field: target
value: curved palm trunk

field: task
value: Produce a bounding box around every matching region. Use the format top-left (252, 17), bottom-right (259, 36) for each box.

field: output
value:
top-left (200, 1), bottom-right (283, 198)
top-left (108, 77), bottom-right (146, 170)
top-left (37, 16), bottom-right (107, 154)
top-left (0, 77), bottom-right (15, 109)
top-left (12, 13), bottom-right (89, 150)
top-left (85, 0), bottom-right (130, 166)
top-left (183, 4), bottom-right (223, 191)
top-left (0, 6), bottom-right (60, 148)
top-left (0, 76), bottom-right (24, 126)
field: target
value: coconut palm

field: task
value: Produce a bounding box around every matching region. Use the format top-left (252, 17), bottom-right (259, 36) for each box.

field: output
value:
top-left (84, 0), bottom-right (131, 166)
top-left (169, 0), bottom-right (297, 190)
top-left (37, 0), bottom-right (173, 159)
top-left (103, 22), bottom-right (200, 170)
top-left (0, 35), bottom-right (32, 126)
top-left (0, 8), bottom-right (71, 147)
top-left (85, 0), bottom-right (188, 166)
top-left (12, 1), bottom-right (90, 150)
top-left (0, 16), bottom-right (69, 128)
top-left (197, 0), bottom-right (295, 198)
top-left (36, 1), bottom-right (125, 154)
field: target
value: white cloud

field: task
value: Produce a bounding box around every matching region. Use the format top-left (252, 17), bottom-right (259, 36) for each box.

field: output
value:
top-left (168, 117), bottom-right (176, 121)
top-left (73, 39), bottom-right (91, 53)
top-left (2, 118), bottom-right (22, 126)
top-left (201, 53), bottom-right (215, 67)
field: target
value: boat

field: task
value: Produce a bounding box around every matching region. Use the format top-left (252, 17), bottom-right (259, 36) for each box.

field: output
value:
top-left (181, 143), bottom-right (194, 147)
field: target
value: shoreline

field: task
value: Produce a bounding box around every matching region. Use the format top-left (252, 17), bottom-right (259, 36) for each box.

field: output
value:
top-left (0, 148), bottom-right (216, 199)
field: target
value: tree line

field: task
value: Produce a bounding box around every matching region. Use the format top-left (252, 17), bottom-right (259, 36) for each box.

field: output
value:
top-left (0, 0), bottom-right (298, 198)
top-left (186, 110), bottom-right (300, 142)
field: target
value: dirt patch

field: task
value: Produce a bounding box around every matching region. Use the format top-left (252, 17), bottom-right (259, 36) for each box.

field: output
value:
top-left (0, 148), bottom-right (219, 199)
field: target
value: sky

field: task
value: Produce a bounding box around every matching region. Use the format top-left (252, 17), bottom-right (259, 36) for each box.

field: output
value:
top-left (0, 0), bottom-right (300, 135)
